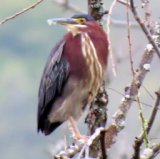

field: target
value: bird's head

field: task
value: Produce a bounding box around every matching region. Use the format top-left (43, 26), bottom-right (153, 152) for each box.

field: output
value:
top-left (47, 14), bottom-right (97, 36)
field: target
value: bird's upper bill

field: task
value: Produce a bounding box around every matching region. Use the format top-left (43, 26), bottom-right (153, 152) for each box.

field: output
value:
top-left (47, 14), bottom-right (96, 35)
top-left (47, 15), bottom-right (92, 35)
top-left (47, 17), bottom-right (87, 28)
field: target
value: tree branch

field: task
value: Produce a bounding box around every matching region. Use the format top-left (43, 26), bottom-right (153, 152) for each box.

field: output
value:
top-left (117, 0), bottom-right (160, 59)
top-left (85, 2), bottom-right (109, 158)
top-left (54, 141), bottom-right (84, 159)
top-left (132, 89), bottom-right (160, 159)
top-left (126, 0), bottom-right (135, 76)
top-left (104, 21), bottom-right (160, 149)
top-left (129, 0), bottom-right (160, 59)
top-left (88, 0), bottom-right (108, 21)
top-left (54, 127), bottom-right (105, 159)
top-left (106, 0), bottom-right (117, 77)
top-left (141, 0), bottom-right (152, 29)
top-left (85, 85), bottom-right (108, 158)
top-left (140, 144), bottom-right (160, 159)
top-left (0, 0), bottom-right (44, 25)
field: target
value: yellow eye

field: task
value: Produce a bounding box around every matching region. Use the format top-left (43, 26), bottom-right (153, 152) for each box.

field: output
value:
top-left (78, 18), bottom-right (86, 24)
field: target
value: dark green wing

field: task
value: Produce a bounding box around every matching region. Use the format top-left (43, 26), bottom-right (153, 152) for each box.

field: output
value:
top-left (37, 39), bottom-right (69, 133)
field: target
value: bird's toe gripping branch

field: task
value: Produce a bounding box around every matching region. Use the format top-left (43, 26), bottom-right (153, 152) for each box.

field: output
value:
top-left (68, 116), bottom-right (89, 142)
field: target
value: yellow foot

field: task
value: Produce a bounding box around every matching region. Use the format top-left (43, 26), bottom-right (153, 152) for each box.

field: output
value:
top-left (68, 116), bottom-right (89, 142)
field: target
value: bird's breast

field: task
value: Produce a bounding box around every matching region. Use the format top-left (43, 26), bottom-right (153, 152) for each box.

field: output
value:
top-left (81, 33), bottom-right (104, 102)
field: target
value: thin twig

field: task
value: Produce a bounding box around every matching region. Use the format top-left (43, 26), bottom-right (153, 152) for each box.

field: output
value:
top-left (117, 0), bottom-right (160, 59)
top-left (106, 0), bottom-right (118, 76)
top-left (118, 0), bottom-right (130, 7)
top-left (130, 0), bottom-right (160, 59)
top-left (108, 87), bottom-right (156, 109)
top-left (132, 89), bottom-right (160, 159)
top-left (111, 18), bottom-right (138, 27)
top-left (142, 85), bottom-right (155, 100)
top-left (126, 0), bottom-right (135, 76)
top-left (106, 0), bottom-right (117, 34)
top-left (146, 90), bottom-right (160, 133)
top-left (137, 95), bottom-right (149, 146)
top-left (0, 0), bottom-right (44, 25)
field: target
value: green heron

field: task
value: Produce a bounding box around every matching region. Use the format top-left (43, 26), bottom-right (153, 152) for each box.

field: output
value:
top-left (37, 14), bottom-right (109, 136)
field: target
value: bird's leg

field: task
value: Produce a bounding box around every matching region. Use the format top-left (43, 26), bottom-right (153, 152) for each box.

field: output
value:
top-left (68, 116), bottom-right (88, 142)
top-left (63, 134), bottom-right (67, 150)
top-left (68, 116), bottom-right (82, 140)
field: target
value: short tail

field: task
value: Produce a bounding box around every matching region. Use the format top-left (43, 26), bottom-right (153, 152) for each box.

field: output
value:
top-left (38, 118), bottom-right (62, 135)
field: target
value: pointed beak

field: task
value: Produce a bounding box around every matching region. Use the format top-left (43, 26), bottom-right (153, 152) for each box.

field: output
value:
top-left (47, 18), bottom-right (78, 26)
